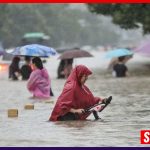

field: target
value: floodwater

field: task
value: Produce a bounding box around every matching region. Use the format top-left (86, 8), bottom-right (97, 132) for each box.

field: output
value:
top-left (0, 51), bottom-right (150, 147)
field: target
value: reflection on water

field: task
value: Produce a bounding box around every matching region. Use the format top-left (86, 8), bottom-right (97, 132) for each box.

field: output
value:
top-left (0, 52), bottom-right (150, 146)
top-left (55, 120), bottom-right (92, 128)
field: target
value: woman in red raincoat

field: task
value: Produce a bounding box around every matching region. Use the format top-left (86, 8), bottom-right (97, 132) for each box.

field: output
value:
top-left (49, 65), bottom-right (106, 121)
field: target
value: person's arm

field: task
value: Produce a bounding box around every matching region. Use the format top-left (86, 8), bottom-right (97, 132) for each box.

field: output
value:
top-left (69, 108), bottom-right (85, 114)
top-left (125, 71), bottom-right (129, 77)
top-left (108, 58), bottom-right (118, 70)
top-left (14, 71), bottom-right (21, 77)
top-left (27, 71), bottom-right (38, 91)
top-left (8, 66), bottom-right (12, 78)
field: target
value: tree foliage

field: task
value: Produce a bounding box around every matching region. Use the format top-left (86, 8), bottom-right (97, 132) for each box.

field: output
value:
top-left (87, 4), bottom-right (150, 34)
top-left (0, 4), bottom-right (121, 48)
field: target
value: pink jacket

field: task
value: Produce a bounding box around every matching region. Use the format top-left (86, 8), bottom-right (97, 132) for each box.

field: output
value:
top-left (27, 68), bottom-right (50, 99)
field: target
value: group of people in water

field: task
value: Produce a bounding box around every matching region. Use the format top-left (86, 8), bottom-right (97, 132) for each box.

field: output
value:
top-left (8, 54), bottom-right (132, 121)
top-left (9, 56), bottom-right (32, 81)
top-left (9, 56), bottom-right (53, 99)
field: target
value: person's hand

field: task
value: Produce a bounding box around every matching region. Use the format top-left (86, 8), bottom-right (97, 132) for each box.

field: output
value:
top-left (70, 108), bottom-right (85, 114)
top-left (60, 71), bottom-right (65, 75)
top-left (14, 72), bottom-right (20, 77)
top-left (74, 109), bottom-right (85, 114)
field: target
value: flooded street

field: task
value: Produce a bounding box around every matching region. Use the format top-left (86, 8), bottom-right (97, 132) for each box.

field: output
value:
top-left (0, 51), bottom-right (150, 146)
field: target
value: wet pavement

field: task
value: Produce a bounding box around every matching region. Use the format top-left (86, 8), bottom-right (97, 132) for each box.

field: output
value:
top-left (0, 51), bottom-right (150, 146)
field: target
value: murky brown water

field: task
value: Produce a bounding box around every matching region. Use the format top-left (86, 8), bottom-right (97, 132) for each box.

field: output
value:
top-left (0, 52), bottom-right (150, 146)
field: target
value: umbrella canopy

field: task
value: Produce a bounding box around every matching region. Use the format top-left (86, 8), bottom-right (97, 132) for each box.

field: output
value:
top-left (10, 44), bottom-right (57, 57)
top-left (105, 48), bottom-right (133, 59)
top-left (0, 51), bottom-right (4, 56)
top-left (58, 48), bottom-right (93, 59)
top-left (134, 40), bottom-right (150, 56)
top-left (23, 32), bottom-right (50, 40)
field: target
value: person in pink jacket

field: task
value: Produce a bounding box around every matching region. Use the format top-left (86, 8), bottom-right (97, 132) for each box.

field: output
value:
top-left (27, 57), bottom-right (50, 99)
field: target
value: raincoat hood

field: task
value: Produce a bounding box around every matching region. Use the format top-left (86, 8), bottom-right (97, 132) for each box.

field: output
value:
top-left (67, 65), bottom-right (92, 85)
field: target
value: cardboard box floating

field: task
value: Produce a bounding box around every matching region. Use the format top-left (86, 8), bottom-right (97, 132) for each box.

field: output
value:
top-left (8, 109), bottom-right (18, 117)
top-left (24, 104), bottom-right (34, 110)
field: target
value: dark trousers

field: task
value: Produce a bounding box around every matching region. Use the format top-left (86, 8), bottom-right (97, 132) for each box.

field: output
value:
top-left (50, 87), bottom-right (54, 96)
top-left (58, 112), bottom-right (79, 121)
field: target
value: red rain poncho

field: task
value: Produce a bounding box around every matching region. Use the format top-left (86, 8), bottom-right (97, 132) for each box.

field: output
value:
top-left (49, 65), bottom-right (102, 121)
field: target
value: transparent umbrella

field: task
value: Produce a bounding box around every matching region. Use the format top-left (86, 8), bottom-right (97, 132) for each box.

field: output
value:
top-left (10, 44), bottom-right (57, 57)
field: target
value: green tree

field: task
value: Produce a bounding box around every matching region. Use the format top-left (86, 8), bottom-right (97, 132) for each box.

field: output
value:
top-left (0, 5), bottom-right (8, 28)
top-left (87, 4), bottom-right (150, 34)
top-left (0, 4), bottom-right (9, 40)
top-left (0, 4), bottom-right (122, 48)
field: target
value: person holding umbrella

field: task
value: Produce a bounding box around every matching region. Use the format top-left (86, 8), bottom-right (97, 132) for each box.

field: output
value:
top-left (9, 44), bottom-right (56, 98)
top-left (27, 57), bottom-right (51, 99)
top-left (57, 48), bottom-right (93, 79)
top-left (57, 59), bottom-right (73, 79)
top-left (105, 48), bottom-right (133, 77)
top-left (113, 56), bottom-right (129, 77)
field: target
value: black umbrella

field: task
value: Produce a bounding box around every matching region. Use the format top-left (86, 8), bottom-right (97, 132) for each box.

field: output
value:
top-left (58, 48), bottom-right (93, 60)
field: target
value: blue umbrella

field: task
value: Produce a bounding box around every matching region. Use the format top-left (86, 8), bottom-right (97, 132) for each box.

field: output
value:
top-left (10, 44), bottom-right (57, 57)
top-left (105, 48), bottom-right (133, 58)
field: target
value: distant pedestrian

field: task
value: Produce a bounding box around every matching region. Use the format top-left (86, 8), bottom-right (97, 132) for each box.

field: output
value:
top-left (57, 59), bottom-right (73, 79)
top-left (113, 56), bottom-right (129, 77)
top-left (63, 59), bottom-right (73, 78)
top-left (9, 56), bottom-right (21, 80)
top-left (20, 56), bottom-right (32, 80)
top-left (57, 60), bottom-right (65, 79)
